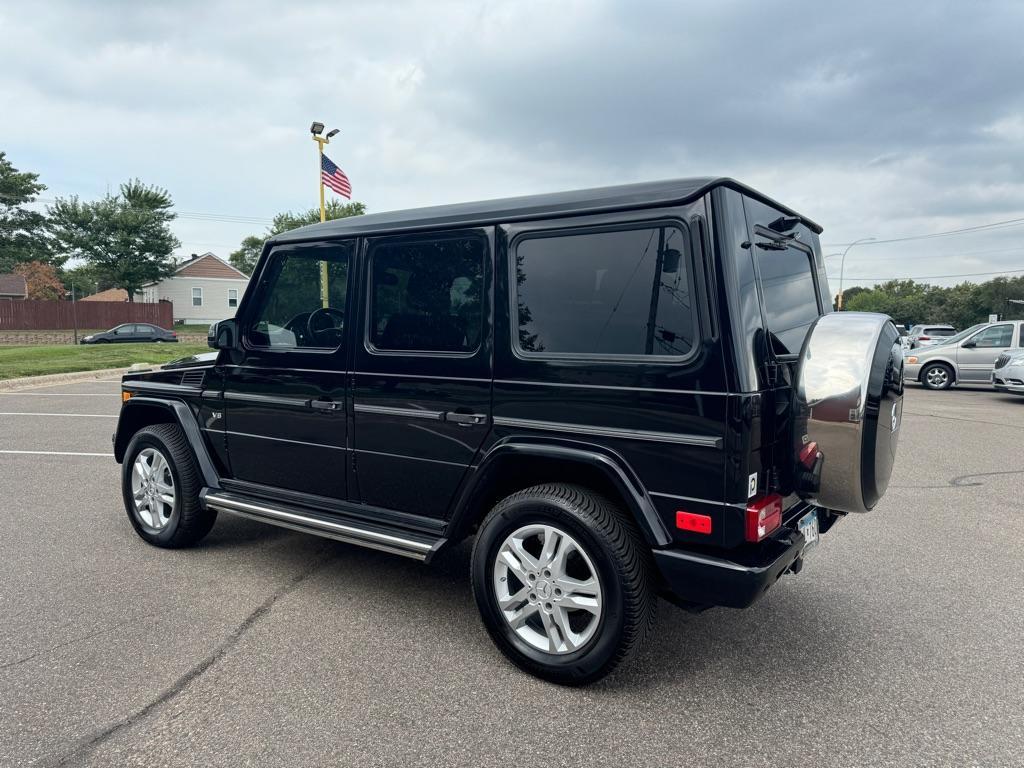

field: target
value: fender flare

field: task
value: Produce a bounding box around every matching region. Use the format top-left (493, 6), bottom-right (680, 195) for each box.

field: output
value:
top-left (448, 438), bottom-right (672, 547)
top-left (114, 396), bottom-right (220, 489)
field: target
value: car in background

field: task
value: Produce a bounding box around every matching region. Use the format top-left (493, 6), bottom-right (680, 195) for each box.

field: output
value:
top-left (904, 320), bottom-right (1023, 389)
top-left (906, 324), bottom-right (957, 349)
top-left (80, 323), bottom-right (178, 344)
top-left (992, 351), bottom-right (1024, 396)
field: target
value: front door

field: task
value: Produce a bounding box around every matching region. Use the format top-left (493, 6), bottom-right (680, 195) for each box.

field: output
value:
top-left (957, 323), bottom-right (1016, 381)
top-left (220, 240), bottom-right (354, 501)
top-left (352, 229), bottom-right (493, 519)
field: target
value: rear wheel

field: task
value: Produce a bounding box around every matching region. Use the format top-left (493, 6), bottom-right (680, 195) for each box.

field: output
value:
top-left (921, 362), bottom-right (953, 390)
top-left (122, 423), bottom-right (216, 548)
top-left (471, 483), bottom-right (656, 685)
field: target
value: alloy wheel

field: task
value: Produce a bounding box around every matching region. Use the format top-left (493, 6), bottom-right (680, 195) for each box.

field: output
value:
top-left (131, 447), bottom-right (175, 530)
top-left (925, 366), bottom-right (950, 388)
top-left (492, 524), bottom-right (603, 655)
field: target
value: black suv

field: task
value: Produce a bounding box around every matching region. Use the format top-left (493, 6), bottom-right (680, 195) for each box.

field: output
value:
top-left (114, 178), bottom-right (904, 684)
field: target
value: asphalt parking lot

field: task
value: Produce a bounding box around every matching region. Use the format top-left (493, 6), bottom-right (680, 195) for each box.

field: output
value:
top-left (1, 378), bottom-right (1022, 767)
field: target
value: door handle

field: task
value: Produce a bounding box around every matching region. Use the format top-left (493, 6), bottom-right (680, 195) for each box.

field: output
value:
top-left (308, 399), bottom-right (342, 412)
top-left (444, 411), bottom-right (487, 426)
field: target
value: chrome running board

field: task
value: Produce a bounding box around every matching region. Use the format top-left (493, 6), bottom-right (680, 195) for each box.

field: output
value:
top-left (201, 490), bottom-right (442, 562)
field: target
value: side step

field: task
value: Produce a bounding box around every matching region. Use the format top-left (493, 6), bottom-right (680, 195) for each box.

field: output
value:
top-left (201, 490), bottom-right (445, 562)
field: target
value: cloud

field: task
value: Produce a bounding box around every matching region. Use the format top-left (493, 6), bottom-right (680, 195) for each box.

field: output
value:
top-left (2, 0), bottom-right (1023, 289)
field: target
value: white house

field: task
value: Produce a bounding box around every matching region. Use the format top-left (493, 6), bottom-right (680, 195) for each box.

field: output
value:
top-left (140, 252), bottom-right (249, 324)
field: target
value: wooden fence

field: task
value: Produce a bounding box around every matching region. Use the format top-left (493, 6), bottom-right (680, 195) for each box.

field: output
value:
top-left (0, 299), bottom-right (174, 330)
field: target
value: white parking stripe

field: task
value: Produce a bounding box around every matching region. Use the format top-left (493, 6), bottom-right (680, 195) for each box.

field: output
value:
top-left (0, 412), bottom-right (118, 419)
top-left (0, 450), bottom-right (114, 457)
top-left (16, 379), bottom-right (122, 391)
top-left (0, 393), bottom-right (117, 397)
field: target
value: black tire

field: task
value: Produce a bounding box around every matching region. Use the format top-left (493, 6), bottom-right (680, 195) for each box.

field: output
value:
top-left (121, 423), bottom-right (216, 548)
top-left (921, 362), bottom-right (954, 390)
top-left (471, 483), bottom-right (656, 685)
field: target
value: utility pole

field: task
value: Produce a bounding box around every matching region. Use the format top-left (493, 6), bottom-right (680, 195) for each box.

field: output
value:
top-left (645, 227), bottom-right (666, 354)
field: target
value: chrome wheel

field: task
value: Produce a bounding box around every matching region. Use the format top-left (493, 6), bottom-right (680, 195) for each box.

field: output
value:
top-left (131, 447), bottom-right (175, 530)
top-left (492, 524), bottom-right (603, 655)
top-left (925, 365), bottom-right (950, 388)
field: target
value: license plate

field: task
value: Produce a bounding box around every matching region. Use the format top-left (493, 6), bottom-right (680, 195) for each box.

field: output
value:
top-left (797, 510), bottom-right (819, 552)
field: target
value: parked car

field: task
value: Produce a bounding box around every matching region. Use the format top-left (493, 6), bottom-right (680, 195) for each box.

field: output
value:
top-left (992, 351), bottom-right (1024, 396)
top-left (904, 321), bottom-right (1024, 389)
top-left (80, 323), bottom-right (178, 344)
top-left (112, 178), bottom-right (904, 684)
top-left (906, 323), bottom-right (957, 349)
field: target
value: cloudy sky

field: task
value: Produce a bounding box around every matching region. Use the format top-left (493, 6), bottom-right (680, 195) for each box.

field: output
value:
top-left (2, 0), bottom-right (1023, 293)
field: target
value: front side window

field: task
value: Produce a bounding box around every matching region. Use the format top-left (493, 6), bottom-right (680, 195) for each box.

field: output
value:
top-left (514, 224), bottom-right (694, 357)
top-left (114, 325), bottom-right (133, 336)
top-left (368, 235), bottom-right (484, 354)
top-left (970, 324), bottom-right (1013, 348)
top-left (757, 245), bottom-right (821, 355)
top-left (192, 287), bottom-right (203, 307)
top-left (228, 289), bottom-right (238, 308)
top-left (246, 242), bottom-right (352, 350)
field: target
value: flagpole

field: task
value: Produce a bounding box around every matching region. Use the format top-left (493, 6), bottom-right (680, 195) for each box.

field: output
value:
top-left (312, 125), bottom-right (330, 308)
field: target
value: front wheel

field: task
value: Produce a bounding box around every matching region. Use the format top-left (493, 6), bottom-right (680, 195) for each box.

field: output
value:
top-left (122, 423), bottom-right (216, 547)
top-left (921, 363), bottom-right (953, 390)
top-left (471, 484), bottom-right (656, 685)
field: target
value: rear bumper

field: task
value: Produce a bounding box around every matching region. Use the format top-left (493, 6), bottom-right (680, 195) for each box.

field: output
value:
top-left (654, 508), bottom-right (837, 609)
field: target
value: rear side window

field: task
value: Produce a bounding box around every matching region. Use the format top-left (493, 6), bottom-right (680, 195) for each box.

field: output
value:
top-left (756, 245), bottom-right (821, 354)
top-left (513, 224), bottom-right (695, 357)
top-left (368, 234), bottom-right (484, 354)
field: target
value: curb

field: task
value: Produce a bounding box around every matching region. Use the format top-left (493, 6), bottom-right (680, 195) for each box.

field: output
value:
top-left (0, 366), bottom-right (146, 391)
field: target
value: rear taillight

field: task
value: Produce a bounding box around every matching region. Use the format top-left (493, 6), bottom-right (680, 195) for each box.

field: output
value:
top-left (745, 494), bottom-right (783, 542)
top-left (919, 336), bottom-right (930, 341)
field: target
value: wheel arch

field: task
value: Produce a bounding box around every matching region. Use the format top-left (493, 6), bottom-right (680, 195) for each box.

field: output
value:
top-left (447, 439), bottom-right (671, 548)
top-left (114, 396), bottom-right (220, 488)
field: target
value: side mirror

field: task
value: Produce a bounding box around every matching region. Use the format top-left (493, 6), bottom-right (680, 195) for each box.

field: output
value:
top-left (961, 340), bottom-right (976, 348)
top-left (208, 318), bottom-right (238, 350)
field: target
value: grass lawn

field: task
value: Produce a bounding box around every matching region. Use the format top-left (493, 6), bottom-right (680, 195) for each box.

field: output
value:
top-left (0, 343), bottom-right (209, 381)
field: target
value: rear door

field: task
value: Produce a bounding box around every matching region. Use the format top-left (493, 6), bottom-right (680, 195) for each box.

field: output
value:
top-left (351, 229), bottom-right (492, 520)
top-left (957, 323), bottom-right (1016, 381)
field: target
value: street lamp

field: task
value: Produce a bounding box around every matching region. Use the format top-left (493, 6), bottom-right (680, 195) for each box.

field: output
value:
top-left (310, 120), bottom-right (340, 307)
top-left (837, 237), bottom-right (876, 310)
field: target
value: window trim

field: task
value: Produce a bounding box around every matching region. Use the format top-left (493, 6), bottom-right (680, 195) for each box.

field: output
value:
top-left (192, 286), bottom-right (203, 307)
top-left (239, 241), bottom-right (354, 355)
top-left (363, 231), bottom-right (487, 359)
top-left (508, 219), bottom-right (700, 364)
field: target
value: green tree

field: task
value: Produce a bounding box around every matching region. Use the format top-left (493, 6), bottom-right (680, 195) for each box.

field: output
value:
top-left (61, 263), bottom-right (102, 297)
top-left (0, 151), bottom-right (52, 272)
top-left (229, 199), bottom-right (366, 274)
top-left (48, 180), bottom-right (179, 301)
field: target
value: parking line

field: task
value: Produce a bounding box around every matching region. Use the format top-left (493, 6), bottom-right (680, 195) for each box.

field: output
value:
top-left (0, 412), bottom-right (118, 419)
top-left (0, 393), bottom-right (118, 397)
top-left (0, 450), bottom-right (114, 457)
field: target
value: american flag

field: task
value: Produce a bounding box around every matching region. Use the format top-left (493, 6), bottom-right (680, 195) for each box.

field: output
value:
top-left (321, 154), bottom-right (352, 199)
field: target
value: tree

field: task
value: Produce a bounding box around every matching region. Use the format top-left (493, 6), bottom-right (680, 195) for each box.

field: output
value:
top-left (48, 180), bottom-right (180, 301)
top-left (13, 260), bottom-right (65, 300)
top-left (843, 275), bottom-right (1024, 327)
top-left (0, 151), bottom-right (52, 272)
top-left (61, 263), bottom-right (101, 297)
top-left (229, 199), bottom-right (366, 274)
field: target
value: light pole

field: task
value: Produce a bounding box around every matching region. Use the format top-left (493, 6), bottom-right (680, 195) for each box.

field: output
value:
top-left (837, 237), bottom-right (876, 310)
top-left (310, 121), bottom-right (340, 307)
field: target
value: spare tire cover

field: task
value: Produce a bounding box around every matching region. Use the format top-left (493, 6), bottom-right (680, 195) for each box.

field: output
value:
top-left (792, 312), bottom-right (904, 513)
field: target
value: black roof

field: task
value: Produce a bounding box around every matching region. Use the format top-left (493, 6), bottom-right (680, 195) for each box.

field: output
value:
top-left (272, 177), bottom-right (822, 244)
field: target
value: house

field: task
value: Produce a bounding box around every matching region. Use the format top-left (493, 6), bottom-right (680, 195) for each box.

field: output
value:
top-left (81, 287), bottom-right (129, 302)
top-left (139, 252), bottom-right (249, 324)
top-left (0, 273), bottom-right (28, 300)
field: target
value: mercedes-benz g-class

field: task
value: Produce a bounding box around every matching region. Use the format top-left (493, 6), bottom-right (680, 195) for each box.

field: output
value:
top-left (114, 178), bottom-right (904, 684)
